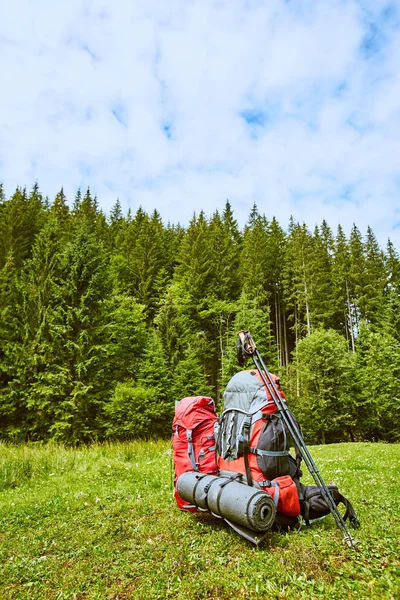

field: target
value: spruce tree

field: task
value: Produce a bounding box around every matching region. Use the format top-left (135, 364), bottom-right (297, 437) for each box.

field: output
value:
top-left (51, 188), bottom-right (71, 233)
top-left (348, 224), bottom-right (367, 328)
top-left (0, 253), bottom-right (26, 438)
top-left (383, 239), bottom-right (400, 339)
top-left (240, 205), bottom-right (270, 305)
top-left (282, 219), bottom-right (313, 347)
top-left (15, 217), bottom-right (66, 438)
top-left (308, 223), bottom-right (335, 329)
top-left (354, 326), bottom-right (400, 441)
top-left (293, 329), bottom-right (356, 443)
top-left (222, 291), bottom-right (277, 390)
top-left (363, 226), bottom-right (386, 326)
top-left (45, 222), bottom-right (112, 442)
top-left (0, 185), bottom-right (46, 270)
top-left (265, 217), bottom-right (287, 366)
top-left (331, 225), bottom-right (355, 348)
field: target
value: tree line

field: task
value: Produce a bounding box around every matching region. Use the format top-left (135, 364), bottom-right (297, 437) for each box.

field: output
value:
top-left (1, 183), bottom-right (399, 444)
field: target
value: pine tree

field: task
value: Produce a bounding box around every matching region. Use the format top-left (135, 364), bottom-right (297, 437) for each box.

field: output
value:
top-left (134, 210), bottom-right (168, 321)
top-left (107, 198), bottom-right (124, 250)
top-left (174, 211), bottom-right (212, 311)
top-left (51, 188), bottom-right (70, 230)
top-left (0, 253), bottom-right (26, 438)
top-left (0, 185), bottom-right (46, 270)
top-left (221, 200), bottom-right (242, 294)
top-left (348, 224), bottom-right (367, 328)
top-left (162, 222), bottom-right (185, 279)
top-left (109, 208), bottom-right (170, 321)
top-left (155, 284), bottom-right (188, 368)
top-left (104, 293), bottom-right (147, 386)
top-left (170, 337), bottom-right (214, 401)
top-left (363, 226), bottom-right (386, 326)
top-left (282, 219), bottom-right (313, 347)
top-left (73, 189), bottom-right (82, 213)
top-left (14, 217), bottom-right (66, 438)
top-left (208, 208), bottom-right (240, 301)
top-left (354, 325), bottom-right (400, 441)
top-left (307, 224), bottom-right (335, 330)
top-left (222, 291), bottom-right (277, 390)
top-left (331, 225), bottom-right (355, 348)
top-left (198, 207), bottom-right (241, 396)
top-left (240, 205), bottom-right (270, 305)
top-left (265, 217), bottom-right (287, 366)
top-left (43, 222), bottom-right (113, 442)
top-left (293, 329), bottom-right (356, 443)
top-left (383, 239), bottom-right (400, 338)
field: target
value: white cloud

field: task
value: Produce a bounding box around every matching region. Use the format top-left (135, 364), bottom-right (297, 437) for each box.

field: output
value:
top-left (1, 0), bottom-right (400, 247)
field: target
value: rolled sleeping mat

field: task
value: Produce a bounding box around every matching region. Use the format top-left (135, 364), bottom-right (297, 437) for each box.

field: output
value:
top-left (176, 471), bottom-right (276, 532)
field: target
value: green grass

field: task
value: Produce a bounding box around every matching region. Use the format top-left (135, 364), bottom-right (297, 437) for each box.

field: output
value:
top-left (0, 441), bottom-right (399, 599)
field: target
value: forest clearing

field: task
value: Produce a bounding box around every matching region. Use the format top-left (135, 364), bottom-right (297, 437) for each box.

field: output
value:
top-left (0, 440), bottom-right (399, 599)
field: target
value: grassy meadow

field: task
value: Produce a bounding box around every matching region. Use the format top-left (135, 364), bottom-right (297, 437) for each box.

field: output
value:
top-left (0, 441), bottom-right (399, 599)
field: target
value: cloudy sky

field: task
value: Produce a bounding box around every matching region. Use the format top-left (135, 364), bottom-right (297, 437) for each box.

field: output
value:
top-left (1, 0), bottom-right (400, 246)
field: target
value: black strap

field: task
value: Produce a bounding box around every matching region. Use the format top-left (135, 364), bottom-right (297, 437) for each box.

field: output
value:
top-left (199, 478), bottom-right (215, 508)
top-left (215, 475), bottom-right (241, 514)
top-left (241, 415), bottom-right (253, 487)
top-left (286, 409), bottom-right (303, 478)
top-left (186, 429), bottom-right (197, 470)
top-left (249, 447), bottom-right (289, 457)
top-left (338, 493), bottom-right (361, 529)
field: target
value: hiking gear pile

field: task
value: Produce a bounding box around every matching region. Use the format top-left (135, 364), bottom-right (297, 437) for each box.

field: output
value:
top-left (172, 331), bottom-right (360, 549)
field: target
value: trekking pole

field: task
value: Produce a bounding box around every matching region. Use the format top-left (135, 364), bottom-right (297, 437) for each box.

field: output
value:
top-left (237, 330), bottom-right (359, 551)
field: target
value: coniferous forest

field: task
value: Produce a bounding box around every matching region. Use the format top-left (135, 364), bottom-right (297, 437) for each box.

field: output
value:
top-left (1, 183), bottom-right (400, 445)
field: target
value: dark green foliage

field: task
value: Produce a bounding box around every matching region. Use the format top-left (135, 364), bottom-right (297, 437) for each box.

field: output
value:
top-left (383, 239), bottom-right (400, 338)
top-left (0, 254), bottom-right (26, 438)
top-left (109, 208), bottom-right (170, 321)
top-left (308, 224), bottom-right (336, 329)
top-left (331, 225), bottom-right (354, 347)
top-left (222, 292), bottom-right (277, 389)
top-left (0, 184), bottom-right (46, 270)
top-left (104, 294), bottom-right (147, 384)
top-left (1, 182), bottom-right (400, 442)
top-left (170, 337), bottom-right (214, 401)
top-left (104, 383), bottom-right (171, 438)
top-left (353, 326), bottom-right (400, 441)
top-left (293, 329), bottom-right (356, 444)
top-left (240, 204), bottom-right (270, 304)
top-left (282, 220), bottom-right (313, 344)
top-left (265, 217), bottom-right (287, 366)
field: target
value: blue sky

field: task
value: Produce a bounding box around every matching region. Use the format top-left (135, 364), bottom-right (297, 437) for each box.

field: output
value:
top-left (1, 0), bottom-right (400, 246)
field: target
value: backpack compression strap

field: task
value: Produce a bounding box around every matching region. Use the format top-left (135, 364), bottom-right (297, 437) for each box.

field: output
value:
top-left (249, 448), bottom-right (289, 457)
top-left (186, 429), bottom-right (197, 471)
top-left (340, 494), bottom-right (361, 529)
top-left (238, 415), bottom-right (253, 486)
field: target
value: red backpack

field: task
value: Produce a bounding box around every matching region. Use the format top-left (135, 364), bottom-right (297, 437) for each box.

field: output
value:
top-left (217, 370), bottom-right (301, 519)
top-left (172, 396), bottom-right (218, 511)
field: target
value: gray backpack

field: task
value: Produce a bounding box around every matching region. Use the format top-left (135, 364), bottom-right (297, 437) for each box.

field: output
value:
top-left (217, 370), bottom-right (302, 486)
